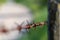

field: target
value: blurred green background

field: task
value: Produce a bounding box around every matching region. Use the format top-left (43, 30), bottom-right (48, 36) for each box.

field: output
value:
top-left (15, 0), bottom-right (48, 40)
top-left (0, 0), bottom-right (48, 40)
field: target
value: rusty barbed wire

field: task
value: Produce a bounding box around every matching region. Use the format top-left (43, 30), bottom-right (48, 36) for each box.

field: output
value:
top-left (0, 21), bottom-right (47, 33)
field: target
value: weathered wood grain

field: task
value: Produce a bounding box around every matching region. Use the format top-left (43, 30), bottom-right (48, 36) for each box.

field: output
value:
top-left (54, 3), bottom-right (60, 40)
top-left (57, 3), bottom-right (60, 40)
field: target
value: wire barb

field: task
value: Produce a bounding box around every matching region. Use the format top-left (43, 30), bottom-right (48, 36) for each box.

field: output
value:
top-left (0, 21), bottom-right (47, 33)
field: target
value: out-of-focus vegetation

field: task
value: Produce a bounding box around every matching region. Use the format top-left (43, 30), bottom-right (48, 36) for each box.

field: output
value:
top-left (0, 0), bottom-right (6, 5)
top-left (15, 0), bottom-right (47, 11)
top-left (15, 0), bottom-right (48, 40)
top-left (0, 0), bottom-right (48, 40)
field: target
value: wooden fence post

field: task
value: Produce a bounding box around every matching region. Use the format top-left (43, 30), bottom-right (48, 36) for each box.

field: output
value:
top-left (58, 2), bottom-right (60, 40)
top-left (48, 0), bottom-right (58, 40)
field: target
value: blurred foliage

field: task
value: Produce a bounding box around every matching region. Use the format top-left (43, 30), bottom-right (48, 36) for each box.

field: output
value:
top-left (20, 6), bottom-right (48, 40)
top-left (0, 0), bottom-right (48, 40)
top-left (0, 0), bottom-right (6, 5)
top-left (15, 0), bottom-right (48, 40)
top-left (15, 0), bottom-right (48, 11)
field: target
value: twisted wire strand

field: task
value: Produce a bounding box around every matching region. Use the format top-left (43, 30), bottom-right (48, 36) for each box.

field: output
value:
top-left (0, 21), bottom-right (47, 33)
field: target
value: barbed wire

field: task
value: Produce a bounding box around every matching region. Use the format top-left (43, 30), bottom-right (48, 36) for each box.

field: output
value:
top-left (0, 21), bottom-right (47, 33)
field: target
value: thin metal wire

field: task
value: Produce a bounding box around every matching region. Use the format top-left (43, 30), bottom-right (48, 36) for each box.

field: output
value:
top-left (0, 21), bottom-right (47, 33)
